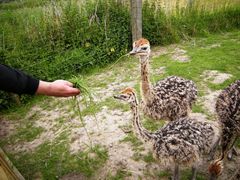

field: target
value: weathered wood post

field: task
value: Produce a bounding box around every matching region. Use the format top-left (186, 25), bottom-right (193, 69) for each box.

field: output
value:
top-left (0, 148), bottom-right (25, 180)
top-left (130, 0), bottom-right (142, 42)
top-left (188, 0), bottom-right (194, 9)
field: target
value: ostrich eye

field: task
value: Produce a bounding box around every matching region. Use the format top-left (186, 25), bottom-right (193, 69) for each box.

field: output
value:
top-left (120, 94), bottom-right (128, 99)
top-left (141, 47), bottom-right (148, 50)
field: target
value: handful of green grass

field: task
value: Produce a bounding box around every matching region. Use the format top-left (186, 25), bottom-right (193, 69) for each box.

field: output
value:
top-left (69, 75), bottom-right (98, 146)
top-left (70, 75), bottom-right (93, 101)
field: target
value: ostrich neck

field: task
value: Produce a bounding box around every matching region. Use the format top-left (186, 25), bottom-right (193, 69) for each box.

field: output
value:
top-left (130, 100), bottom-right (153, 142)
top-left (140, 55), bottom-right (152, 101)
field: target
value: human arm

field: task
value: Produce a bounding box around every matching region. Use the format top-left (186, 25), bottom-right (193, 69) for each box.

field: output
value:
top-left (36, 80), bottom-right (80, 97)
top-left (0, 64), bottom-right (80, 97)
top-left (0, 64), bottom-right (39, 95)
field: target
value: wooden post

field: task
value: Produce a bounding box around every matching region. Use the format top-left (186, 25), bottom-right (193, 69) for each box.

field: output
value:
top-left (188, 0), bottom-right (194, 8)
top-left (0, 148), bottom-right (25, 180)
top-left (130, 0), bottom-right (142, 42)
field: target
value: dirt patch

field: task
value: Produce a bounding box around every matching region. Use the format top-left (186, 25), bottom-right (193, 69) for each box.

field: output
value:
top-left (153, 66), bottom-right (166, 75)
top-left (150, 44), bottom-right (190, 62)
top-left (201, 90), bottom-right (222, 115)
top-left (4, 106), bottom-right (70, 153)
top-left (151, 44), bottom-right (176, 58)
top-left (201, 70), bottom-right (232, 84)
top-left (171, 47), bottom-right (190, 62)
top-left (69, 106), bottom-right (150, 178)
top-left (96, 143), bottom-right (148, 179)
top-left (190, 112), bottom-right (208, 121)
top-left (69, 107), bottom-right (131, 153)
top-left (93, 81), bottom-right (137, 102)
top-left (60, 173), bottom-right (87, 180)
top-left (0, 118), bottom-right (16, 138)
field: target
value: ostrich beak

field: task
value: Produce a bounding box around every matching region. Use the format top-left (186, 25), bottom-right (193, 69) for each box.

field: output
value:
top-left (113, 94), bottom-right (127, 101)
top-left (129, 47), bottom-right (137, 55)
top-left (113, 95), bottom-right (121, 100)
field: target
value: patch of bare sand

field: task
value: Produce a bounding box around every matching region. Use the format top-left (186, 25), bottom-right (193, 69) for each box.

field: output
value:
top-left (151, 44), bottom-right (190, 62)
top-left (171, 47), bottom-right (190, 62)
top-left (69, 106), bottom-right (151, 178)
top-left (201, 70), bottom-right (232, 84)
top-left (151, 44), bottom-right (176, 58)
top-left (95, 143), bottom-right (148, 179)
top-left (69, 107), bottom-right (131, 152)
top-left (190, 112), bottom-right (208, 121)
top-left (199, 70), bottom-right (233, 115)
top-left (201, 90), bottom-right (222, 115)
top-left (92, 81), bottom-right (137, 102)
top-left (153, 66), bottom-right (166, 75)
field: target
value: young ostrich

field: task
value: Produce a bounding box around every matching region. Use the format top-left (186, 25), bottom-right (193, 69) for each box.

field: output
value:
top-left (114, 87), bottom-right (220, 180)
top-left (209, 80), bottom-right (240, 180)
top-left (129, 38), bottom-right (197, 121)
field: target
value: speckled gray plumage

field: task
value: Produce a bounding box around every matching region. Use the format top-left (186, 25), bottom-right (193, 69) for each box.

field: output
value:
top-left (216, 80), bottom-right (240, 157)
top-left (142, 75), bottom-right (198, 121)
top-left (208, 80), bottom-right (240, 178)
top-left (130, 38), bottom-right (198, 122)
top-left (151, 117), bottom-right (219, 166)
top-left (115, 88), bottom-right (219, 170)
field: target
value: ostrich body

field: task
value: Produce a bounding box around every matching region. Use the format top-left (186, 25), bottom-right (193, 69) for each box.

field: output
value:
top-left (209, 80), bottom-right (240, 179)
top-left (114, 88), bottom-right (220, 180)
top-left (129, 38), bottom-right (197, 121)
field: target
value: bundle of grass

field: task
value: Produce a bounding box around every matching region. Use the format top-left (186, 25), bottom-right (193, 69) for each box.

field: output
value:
top-left (70, 75), bottom-right (93, 102)
top-left (69, 75), bottom-right (98, 146)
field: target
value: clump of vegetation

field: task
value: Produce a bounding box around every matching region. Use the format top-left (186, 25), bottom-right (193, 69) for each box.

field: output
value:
top-left (69, 75), bottom-right (92, 100)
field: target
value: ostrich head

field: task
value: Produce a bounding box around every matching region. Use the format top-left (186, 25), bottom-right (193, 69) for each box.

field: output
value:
top-left (129, 38), bottom-right (150, 62)
top-left (113, 87), bottom-right (138, 106)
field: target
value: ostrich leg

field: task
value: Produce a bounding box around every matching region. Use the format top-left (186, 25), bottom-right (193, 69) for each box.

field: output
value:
top-left (190, 165), bottom-right (197, 180)
top-left (173, 164), bottom-right (180, 180)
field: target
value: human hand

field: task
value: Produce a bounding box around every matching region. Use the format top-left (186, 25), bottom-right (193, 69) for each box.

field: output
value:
top-left (36, 80), bottom-right (80, 97)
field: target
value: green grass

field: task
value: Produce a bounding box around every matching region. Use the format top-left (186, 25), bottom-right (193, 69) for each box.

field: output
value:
top-left (151, 30), bottom-right (240, 93)
top-left (13, 122), bottom-right (44, 142)
top-left (120, 132), bottom-right (143, 151)
top-left (192, 103), bottom-right (206, 114)
top-left (143, 152), bottom-right (156, 163)
top-left (142, 116), bottom-right (166, 131)
top-left (157, 170), bottom-right (172, 178)
top-left (236, 139), bottom-right (240, 148)
top-left (181, 169), bottom-right (206, 180)
top-left (108, 169), bottom-right (132, 180)
top-left (8, 137), bottom-right (108, 179)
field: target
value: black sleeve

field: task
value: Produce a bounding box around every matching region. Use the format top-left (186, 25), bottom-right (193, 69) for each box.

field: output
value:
top-left (0, 64), bottom-right (39, 95)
